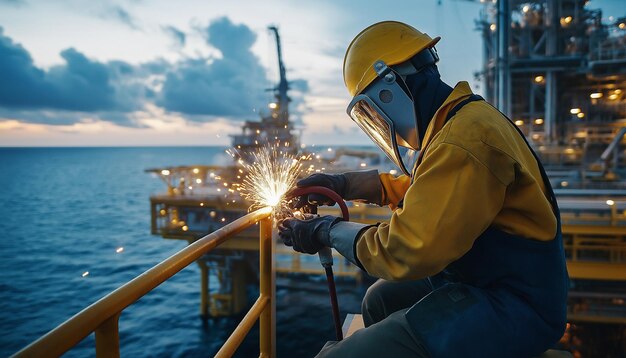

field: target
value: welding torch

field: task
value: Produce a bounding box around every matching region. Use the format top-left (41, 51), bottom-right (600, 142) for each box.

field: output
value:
top-left (286, 186), bottom-right (349, 341)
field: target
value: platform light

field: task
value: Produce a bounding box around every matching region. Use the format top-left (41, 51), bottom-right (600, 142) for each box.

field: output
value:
top-left (560, 16), bottom-right (573, 26)
top-left (561, 181), bottom-right (569, 187)
top-left (564, 148), bottom-right (575, 154)
top-left (159, 209), bottom-right (167, 216)
top-left (268, 102), bottom-right (278, 109)
top-left (522, 5), bottom-right (530, 13)
top-left (590, 92), bottom-right (603, 99)
top-left (200, 202), bottom-right (204, 207)
top-left (615, 89), bottom-right (622, 94)
top-left (606, 199), bottom-right (615, 206)
top-left (327, 147), bottom-right (333, 152)
top-left (116, 247), bottom-right (124, 253)
top-left (161, 169), bottom-right (170, 176)
top-left (182, 225), bottom-right (188, 231)
top-left (534, 118), bottom-right (544, 125)
top-left (569, 108), bottom-right (581, 114)
top-left (490, 23), bottom-right (496, 32)
top-left (195, 178), bottom-right (202, 184)
top-left (82, 271), bottom-right (89, 277)
top-left (534, 75), bottom-right (544, 83)
top-left (515, 120), bottom-right (524, 126)
top-left (210, 211), bottom-right (216, 218)
top-left (619, 23), bottom-right (625, 30)
top-left (389, 169), bottom-right (398, 175)
top-left (577, 112), bottom-right (585, 118)
top-left (209, 172), bottom-right (215, 178)
top-left (608, 93), bottom-right (619, 100)
top-left (532, 134), bottom-right (540, 140)
top-left (192, 168), bottom-right (199, 174)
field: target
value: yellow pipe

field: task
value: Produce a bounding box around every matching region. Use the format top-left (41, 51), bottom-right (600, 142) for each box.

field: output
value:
top-left (215, 296), bottom-right (269, 358)
top-left (259, 216), bottom-right (275, 358)
top-left (95, 313), bottom-right (120, 358)
top-left (13, 207), bottom-right (272, 358)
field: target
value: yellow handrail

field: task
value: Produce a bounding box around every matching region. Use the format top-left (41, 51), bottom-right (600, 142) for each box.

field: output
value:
top-left (13, 207), bottom-right (274, 358)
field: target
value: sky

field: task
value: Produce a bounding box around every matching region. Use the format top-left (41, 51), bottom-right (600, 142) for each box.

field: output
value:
top-left (0, 0), bottom-right (622, 146)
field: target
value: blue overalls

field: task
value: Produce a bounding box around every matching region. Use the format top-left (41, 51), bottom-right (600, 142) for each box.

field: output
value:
top-left (404, 95), bottom-right (570, 357)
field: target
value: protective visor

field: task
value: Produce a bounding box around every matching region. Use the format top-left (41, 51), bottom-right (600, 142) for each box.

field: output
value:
top-left (348, 96), bottom-right (416, 176)
top-left (346, 62), bottom-right (420, 176)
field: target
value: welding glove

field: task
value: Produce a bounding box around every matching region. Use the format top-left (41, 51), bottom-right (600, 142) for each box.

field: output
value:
top-left (295, 170), bottom-right (383, 207)
top-left (279, 215), bottom-right (374, 268)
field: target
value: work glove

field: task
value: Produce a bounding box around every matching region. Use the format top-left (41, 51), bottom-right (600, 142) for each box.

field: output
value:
top-left (295, 170), bottom-right (383, 207)
top-left (279, 214), bottom-right (375, 270)
top-left (278, 215), bottom-right (342, 254)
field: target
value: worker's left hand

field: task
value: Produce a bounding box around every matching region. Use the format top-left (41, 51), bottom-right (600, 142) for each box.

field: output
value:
top-left (278, 215), bottom-right (343, 254)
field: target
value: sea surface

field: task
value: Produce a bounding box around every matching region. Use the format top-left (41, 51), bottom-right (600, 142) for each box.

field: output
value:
top-left (0, 147), bottom-right (366, 357)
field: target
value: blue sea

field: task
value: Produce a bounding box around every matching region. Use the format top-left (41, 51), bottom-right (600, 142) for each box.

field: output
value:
top-left (0, 147), bottom-right (366, 357)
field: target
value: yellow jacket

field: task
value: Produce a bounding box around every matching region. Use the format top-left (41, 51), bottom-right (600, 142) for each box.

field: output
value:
top-left (356, 81), bottom-right (557, 281)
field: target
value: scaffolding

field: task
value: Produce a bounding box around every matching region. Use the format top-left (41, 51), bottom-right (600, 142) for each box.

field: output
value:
top-left (476, 0), bottom-right (626, 149)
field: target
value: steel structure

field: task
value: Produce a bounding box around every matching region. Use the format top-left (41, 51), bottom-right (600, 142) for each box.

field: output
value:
top-left (477, 0), bottom-right (626, 150)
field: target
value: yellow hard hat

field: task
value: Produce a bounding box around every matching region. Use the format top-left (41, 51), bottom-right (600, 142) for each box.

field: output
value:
top-left (343, 21), bottom-right (441, 96)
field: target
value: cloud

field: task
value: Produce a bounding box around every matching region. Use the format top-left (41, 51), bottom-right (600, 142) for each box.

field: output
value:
top-left (101, 5), bottom-right (140, 30)
top-left (0, 27), bottom-right (123, 111)
top-left (157, 17), bottom-right (270, 118)
top-left (162, 25), bottom-right (186, 47)
top-left (0, 16), bottom-right (309, 128)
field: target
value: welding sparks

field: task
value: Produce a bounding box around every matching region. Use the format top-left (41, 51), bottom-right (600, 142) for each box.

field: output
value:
top-left (239, 146), bottom-right (309, 221)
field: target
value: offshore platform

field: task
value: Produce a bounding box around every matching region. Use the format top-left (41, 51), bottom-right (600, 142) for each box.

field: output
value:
top-left (13, 2), bottom-right (626, 357)
top-left (144, 2), bottom-right (626, 355)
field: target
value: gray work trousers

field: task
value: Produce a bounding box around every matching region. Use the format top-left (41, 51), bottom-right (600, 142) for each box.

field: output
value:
top-left (316, 279), bottom-right (431, 358)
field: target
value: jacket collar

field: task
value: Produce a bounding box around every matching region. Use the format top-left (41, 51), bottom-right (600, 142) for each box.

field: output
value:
top-left (419, 81), bottom-right (473, 153)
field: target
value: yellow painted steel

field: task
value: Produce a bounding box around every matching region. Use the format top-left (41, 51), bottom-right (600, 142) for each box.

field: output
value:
top-left (13, 207), bottom-right (273, 358)
top-left (95, 314), bottom-right (120, 358)
top-left (567, 262), bottom-right (626, 281)
top-left (259, 216), bottom-right (276, 358)
top-left (216, 296), bottom-right (269, 357)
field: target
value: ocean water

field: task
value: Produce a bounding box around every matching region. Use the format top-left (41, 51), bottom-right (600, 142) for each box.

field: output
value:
top-left (0, 147), bottom-right (365, 357)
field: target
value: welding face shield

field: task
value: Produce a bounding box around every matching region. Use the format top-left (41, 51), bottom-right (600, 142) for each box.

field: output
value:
top-left (346, 61), bottom-right (421, 176)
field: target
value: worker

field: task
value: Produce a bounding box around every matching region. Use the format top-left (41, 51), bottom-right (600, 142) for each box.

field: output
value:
top-left (278, 21), bottom-right (569, 357)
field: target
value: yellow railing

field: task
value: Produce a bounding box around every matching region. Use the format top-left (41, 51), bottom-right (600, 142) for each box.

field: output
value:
top-left (13, 207), bottom-right (275, 358)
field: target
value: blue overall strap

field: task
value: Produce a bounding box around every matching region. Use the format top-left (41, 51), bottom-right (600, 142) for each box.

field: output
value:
top-left (444, 94), bottom-right (484, 123)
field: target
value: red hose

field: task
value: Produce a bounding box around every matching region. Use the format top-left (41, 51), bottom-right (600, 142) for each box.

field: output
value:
top-left (287, 186), bottom-right (350, 221)
top-left (286, 185), bottom-right (348, 341)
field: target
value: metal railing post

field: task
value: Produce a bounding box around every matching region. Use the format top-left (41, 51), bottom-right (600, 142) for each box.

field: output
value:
top-left (95, 313), bottom-right (120, 358)
top-left (259, 216), bottom-right (275, 357)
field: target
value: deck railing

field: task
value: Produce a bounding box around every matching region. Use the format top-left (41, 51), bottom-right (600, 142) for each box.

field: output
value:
top-left (13, 207), bottom-right (275, 358)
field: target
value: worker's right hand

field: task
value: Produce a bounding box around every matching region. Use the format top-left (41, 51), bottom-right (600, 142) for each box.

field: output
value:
top-left (295, 170), bottom-right (383, 207)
